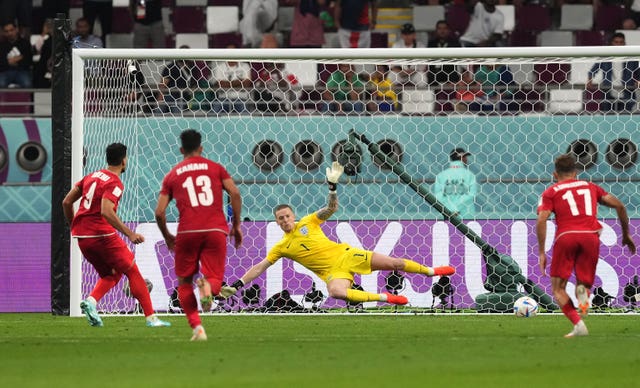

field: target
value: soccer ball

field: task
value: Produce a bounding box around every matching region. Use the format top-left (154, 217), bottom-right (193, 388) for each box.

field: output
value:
top-left (513, 296), bottom-right (539, 318)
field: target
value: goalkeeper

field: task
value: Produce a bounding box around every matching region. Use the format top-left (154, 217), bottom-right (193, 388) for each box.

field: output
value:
top-left (220, 161), bottom-right (455, 305)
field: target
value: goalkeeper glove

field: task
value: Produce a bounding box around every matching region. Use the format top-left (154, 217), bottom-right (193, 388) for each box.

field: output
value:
top-left (219, 279), bottom-right (244, 299)
top-left (326, 161), bottom-right (344, 192)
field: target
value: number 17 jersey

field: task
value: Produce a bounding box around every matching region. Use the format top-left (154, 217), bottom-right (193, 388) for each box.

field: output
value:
top-left (160, 155), bottom-right (231, 234)
top-left (537, 179), bottom-right (607, 239)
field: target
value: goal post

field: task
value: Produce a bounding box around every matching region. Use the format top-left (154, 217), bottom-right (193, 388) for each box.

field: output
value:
top-left (65, 46), bottom-right (640, 316)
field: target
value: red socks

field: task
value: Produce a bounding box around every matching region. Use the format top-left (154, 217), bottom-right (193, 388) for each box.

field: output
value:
top-left (125, 265), bottom-right (154, 317)
top-left (561, 301), bottom-right (581, 325)
top-left (90, 273), bottom-right (122, 301)
top-left (178, 283), bottom-right (201, 329)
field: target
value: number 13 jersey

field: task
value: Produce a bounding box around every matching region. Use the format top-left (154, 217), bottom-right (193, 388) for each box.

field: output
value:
top-left (72, 169), bottom-right (123, 238)
top-left (160, 155), bottom-right (231, 234)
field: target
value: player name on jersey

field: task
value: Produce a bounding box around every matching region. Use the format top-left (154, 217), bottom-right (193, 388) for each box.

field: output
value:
top-left (176, 162), bottom-right (209, 175)
top-left (553, 180), bottom-right (588, 192)
top-left (91, 171), bottom-right (112, 182)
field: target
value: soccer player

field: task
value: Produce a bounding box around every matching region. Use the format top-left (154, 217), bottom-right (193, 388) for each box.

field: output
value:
top-left (537, 154), bottom-right (636, 338)
top-left (154, 129), bottom-right (243, 341)
top-left (219, 161), bottom-right (455, 306)
top-left (62, 143), bottom-right (171, 328)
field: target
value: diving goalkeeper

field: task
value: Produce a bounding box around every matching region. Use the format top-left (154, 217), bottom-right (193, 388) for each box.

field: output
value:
top-left (220, 161), bottom-right (455, 305)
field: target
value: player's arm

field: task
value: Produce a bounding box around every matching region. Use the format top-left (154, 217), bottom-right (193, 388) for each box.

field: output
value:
top-left (219, 258), bottom-right (273, 298)
top-left (154, 193), bottom-right (176, 250)
top-left (223, 177), bottom-right (243, 248)
top-left (62, 186), bottom-right (82, 225)
top-left (317, 161), bottom-right (343, 221)
top-left (536, 209), bottom-right (551, 275)
top-left (600, 193), bottom-right (637, 254)
top-left (101, 197), bottom-right (144, 244)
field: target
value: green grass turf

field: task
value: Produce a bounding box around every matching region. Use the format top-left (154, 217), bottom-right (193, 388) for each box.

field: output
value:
top-left (1, 313), bottom-right (639, 388)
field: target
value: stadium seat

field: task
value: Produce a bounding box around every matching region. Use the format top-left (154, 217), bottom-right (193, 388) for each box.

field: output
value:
top-left (583, 89), bottom-right (607, 112)
top-left (175, 33), bottom-right (209, 48)
top-left (286, 62), bottom-right (318, 87)
top-left (412, 5), bottom-right (445, 31)
top-left (317, 64), bottom-right (338, 83)
top-left (515, 4), bottom-right (551, 32)
top-left (594, 4), bottom-right (626, 31)
top-left (401, 89), bottom-right (435, 115)
top-left (173, 6), bottom-right (207, 33)
top-left (105, 33), bottom-right (134, 48)
top-left (569, 61), bottom-right (598, 85)
top-left (206, 6), bottom-right (240, 34)
top-left (162, 7), bottom-right (174, 34)
top-left (617, 29), bottom-right (640, 45)
top-left (446, 4), bottom-right (470, 37)
top-left (496, 5), bottom-right (515, 32)
top-left (111, 7), bottom-right (134, 33)
top-left (176, 0), bottom-right (207, 5)
top-left (322, 32), bottom-right (340, 48)
top-left (371, 32), bottom-right (388, 48)
top-left (209, 32), bottom-right (243, 48)
top-left (113, 0), bottom-right (129, 6)
top-left (547, 89), bottom-right (583, 114)
top-left (538, 30), bottom-right (573, 46)
top-left (33, 91), bottom-right (52, 116)
top-left (209, 0), bottom-right (242, 5)
top-left (0, 91), bottom-right (31, 115)
top-left (509, 30), bottom-right (538, 47)
top-left (559, 4), bottom-right (593, 31)
top-left (575, 30), bottom-right (605, 46)
top-left (535, 63), bottom-right (570, 85)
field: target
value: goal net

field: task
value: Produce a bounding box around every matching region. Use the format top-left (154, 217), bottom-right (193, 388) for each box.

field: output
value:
top-left (69, 46), bottom-right (640, 316)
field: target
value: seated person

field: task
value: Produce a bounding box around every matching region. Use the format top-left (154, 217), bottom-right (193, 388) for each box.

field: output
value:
top-left (459, 0), bottom-right (504, 48)
top-left (209, 45), bottom-right (252, 114)
top-left (473, 63), bottom-right (514, 112)
top-left (366, 65), bottom-right (397, 113)
top-left (427, 20), bottom-right (461, 86)
top-left (320, 63), bottom-right (366, 113)
top-left (254, 62), bottom-right (302, 113)
top-left (454, 70), bottom-right (491, 113)
top-left (389, 23), bottom-right (427, 88)
top-left (0, 21), bottom-right (33, 88)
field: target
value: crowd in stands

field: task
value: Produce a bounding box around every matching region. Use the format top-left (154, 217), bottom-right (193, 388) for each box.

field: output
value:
top-left (0, 0), bottom-right (639, 115)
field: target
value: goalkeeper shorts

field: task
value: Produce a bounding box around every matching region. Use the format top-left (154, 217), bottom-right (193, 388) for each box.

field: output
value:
top-left (326, 247), bottom-right (373, 282)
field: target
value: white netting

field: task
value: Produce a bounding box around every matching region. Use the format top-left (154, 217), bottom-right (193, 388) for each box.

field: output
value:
top-left (71, 47), bottom-right (640, 315)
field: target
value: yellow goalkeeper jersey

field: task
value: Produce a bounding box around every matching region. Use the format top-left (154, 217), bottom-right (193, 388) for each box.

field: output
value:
top-left (266, 212), bottom-right (350, 281)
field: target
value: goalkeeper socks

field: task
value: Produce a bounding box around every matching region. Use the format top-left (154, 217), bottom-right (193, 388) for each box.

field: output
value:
top-left (561, 301), bottom-right (581, 325)
top-left (178, 283), bottom-right (201, 329)
top-left (402, 259), bottom-right (434, 275)
top-left (346, 288), bottom-right (382, 302)
top-left (90, 273), bottom-right (122, 301)
top-left (125, 265), bottom-right (154, 317)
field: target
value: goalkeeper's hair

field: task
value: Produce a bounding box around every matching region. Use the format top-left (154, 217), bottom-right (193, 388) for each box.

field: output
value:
top-left (106, 143), bottom-right (127, 166)
top-left (554, 153), bottom-right (577, 175)
top-left (180, 129), bottom-right (202, 153)
top-left (273, 204), bottom-right (293, 216)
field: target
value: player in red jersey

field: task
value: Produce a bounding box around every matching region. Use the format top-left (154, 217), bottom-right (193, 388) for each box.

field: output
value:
top-left (155, 129), bottom-right (243, 341)
top-left (537, 154), bottom-right (635, 337)
top-left (62, 143), bottom-right (170, 328)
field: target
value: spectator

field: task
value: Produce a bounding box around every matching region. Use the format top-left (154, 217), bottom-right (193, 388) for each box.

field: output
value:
top-left (366, 65), bottom-right (397, 113)
top-left (459, 0), bottom-right (505, 47)
top-left (473, 63), bottom-right (514, 112)
top-left (433, 147), bottom-right (478, 219)
top-left (159, 47), bottom-right (206, 112)
top-left (320, 63), bottom-right (366, 113)
top-left (73, 17), bottom-right (104, 48)
top-left (32, 19), bottom-right (53, 88)
top-left (622, 17), bottom-right (638, 30)
top-left (586, 32), bottom-right (640, 113)
top-left (0, 22), bottom-right (33, 88)
top-left (239, 0), bottom-right (278, 48)
top-left (42, 0), bottom-right (70, 20)
top-left (130, 0), bottom-right (165, 48)
top-left (427, 20), bottom-right (461, 86)
top-left (83, 0), bottom-right (113, 45)
top-left (210, 46), bottom-right (252, 114)
top-left (0, 0), bottom-right (32, 39)
top-left (389, 23), bottom-right (427, 88)
top-left (255, 62), bottom-right (303, 113)
top-left (289, 0), bottom-right (327, 48)
top-left (454, 70), bottom-right (490, 113)
top-left (335, 0), bottom-right (378, 48)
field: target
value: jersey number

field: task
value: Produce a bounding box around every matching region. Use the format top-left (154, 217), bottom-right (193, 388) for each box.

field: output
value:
top-left (562, 189), bottom-right (592, 216)
top-left (82, 182), bottom-right (97, 210)
top-left (182, 175), bottom-right (214, 207)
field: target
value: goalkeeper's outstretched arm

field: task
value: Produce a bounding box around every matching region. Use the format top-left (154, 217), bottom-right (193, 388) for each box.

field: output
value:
top-left (219, 258), bottom-right (273, 298)
top-left (317, 161), bottom-right (343, 221)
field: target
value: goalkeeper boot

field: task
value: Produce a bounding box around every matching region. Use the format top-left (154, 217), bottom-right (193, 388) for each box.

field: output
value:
top-left (564, 320), bottom-right (589, 338)
top-left (196, 277), bottom-right (213, 312)
top-left (576, 284), bottom-right (590, 317)
top-left (432, 266), bottom-right (456, 277)
top-left (191, 325), bottom-right (207, 341)
top-left (383, 292), bottom-right (408, 305)
top-left (80, 299), bottom-right (103, 327)
top-left (146, 315), bottom-right (171, 327)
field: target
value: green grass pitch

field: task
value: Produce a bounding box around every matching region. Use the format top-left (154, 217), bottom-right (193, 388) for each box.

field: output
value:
top-left (1, 313), bottom-right (639, 387)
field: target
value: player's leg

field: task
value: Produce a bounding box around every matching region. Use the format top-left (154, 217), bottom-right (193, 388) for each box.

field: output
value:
top-left (370, 252), bottom-right (455, 277)
top-left (198, 232), bottom-right (227, 313)
top-left (175, 234), bottom-right (206, 340)
top-left (574, 234), bottom-right (599, 317)
top-left (123, 263), bottom-right (170, 327)
top-left (328, 278), bottom-right (408, 306)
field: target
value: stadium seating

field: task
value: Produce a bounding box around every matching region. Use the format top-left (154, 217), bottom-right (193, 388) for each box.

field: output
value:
top-left (173, 6), bottom-right (207, 33)
top-left (112, 7), bottom-right (134, 33)
top-left (412, 5), bottom-right (445, 32)
top-left (558, 4), bottom-right (593, 31)
top-left (176, 0), bottom-right (207, 5)
top-left (575, 30), bottom-right (605, 46)
top-left (206, 6), bottom-right (240, 34)
top-left (175, 33), bottom-right (209, 48)
top-left (209, 32), bottom-right (243, 48)
top-left (594, 4), bottom-right (626, 31)
top-left (446, 4), bottom-right (470, 37)
top-left (509, 30), bottom-right (538, 47)
top-left (0, 92), bottom-right (31, 115)
top-left (547, 89), bottom-right (583, 114)
top-left (515, 4), bottom-right (551, 32)
top-left (105, 33), bottom-right (134, 48)
top-left (401, 89), bottom-right (435, 115)
top-left (617, 29), bottom-right (640, 45)
top-left (538, 30), bottom-right (573, 46)
top-left (496, 5), bottom-right (515, 32)
top-left (278, 6), bottom-right (295, 32)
